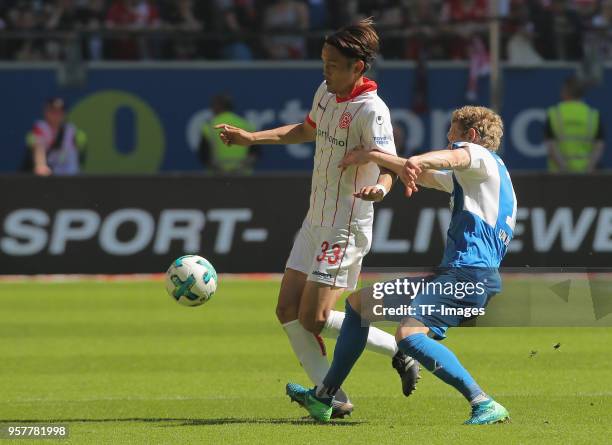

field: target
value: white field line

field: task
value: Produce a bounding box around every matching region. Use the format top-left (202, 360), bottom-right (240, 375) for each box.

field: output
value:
top-left (0, 273), bottom-right (284, 283)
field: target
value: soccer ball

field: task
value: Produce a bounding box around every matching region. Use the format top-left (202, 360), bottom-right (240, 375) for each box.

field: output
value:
top-left (165, 255), bottom-right (218, 307)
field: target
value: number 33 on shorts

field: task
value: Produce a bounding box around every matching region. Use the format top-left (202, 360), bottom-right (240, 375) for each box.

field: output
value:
top-left (316, 241), bottom-right (343, 265)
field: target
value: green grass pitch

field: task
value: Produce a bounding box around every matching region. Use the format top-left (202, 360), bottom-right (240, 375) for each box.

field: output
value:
top-left (0, 279), bottom-right (610, 444)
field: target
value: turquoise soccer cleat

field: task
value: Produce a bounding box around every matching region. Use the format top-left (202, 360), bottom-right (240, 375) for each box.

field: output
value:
top-left (286, 382), bottom-right (308, 406)
top-left (302, 389), bottom-right (333, 422)
top-left (286, 383), bottom-right (333, 422)
top-left (464, 399), bottom-right (510, 425)
top-left (286, 383), bottom-right (353, 419)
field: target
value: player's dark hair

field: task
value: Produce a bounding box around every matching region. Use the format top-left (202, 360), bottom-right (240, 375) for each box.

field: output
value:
top-left (563, 76), bottom-right (585, 99)
top-left (324, 18), bottom-right (379, 74)
top-left (211, 94), bottom-right (233, 112)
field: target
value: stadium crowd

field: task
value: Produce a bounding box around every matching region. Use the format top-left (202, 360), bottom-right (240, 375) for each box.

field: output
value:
top-left (0, 0), bottom-right (611, 62)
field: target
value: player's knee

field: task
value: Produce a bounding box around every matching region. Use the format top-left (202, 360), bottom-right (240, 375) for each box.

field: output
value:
top-left (298, 312), bottom-right (326, 335)
top-left (275, 302), bottom-right (298, 324)
top-left (347, 292), bottom-right (361, 313)
top-left (395, 320), bottom-right (429, 343)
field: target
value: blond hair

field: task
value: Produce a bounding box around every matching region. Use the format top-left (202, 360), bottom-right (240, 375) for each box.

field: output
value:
top-left (451, 106), bottom-right (503, 151)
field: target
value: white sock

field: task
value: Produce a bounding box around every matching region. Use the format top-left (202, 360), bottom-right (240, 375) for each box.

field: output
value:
top-left (282, 319), bottom-right (350, 404)
top-left (321, 310), bottom-right (399, 358)
top-left (282, 319), bottom-right (330, 385)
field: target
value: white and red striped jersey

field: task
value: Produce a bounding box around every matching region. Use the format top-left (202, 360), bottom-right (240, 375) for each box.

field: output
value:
top-left (304, 78), bottom-right (396, 229)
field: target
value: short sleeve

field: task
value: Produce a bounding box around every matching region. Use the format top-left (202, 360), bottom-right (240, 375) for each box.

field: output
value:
top-left (452, 142), bottom-right (491, 181)
top-left (429, 170), bottom-right (454, 193)
top-left (306, 81), bottom-right (326, 129)
top-left (28, 122), bottom-right (49, 147)
top-left (360, 104), bottom-right (396, 156)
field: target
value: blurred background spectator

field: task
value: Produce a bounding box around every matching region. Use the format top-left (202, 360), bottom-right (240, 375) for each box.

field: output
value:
top-left (199, 94), bottom-right (261, 175)
top-left (159, 0), bottom-right (203, 59)
top-left (213, 0), bottom-right (258, 60)
top-left (105, 0), bottom-right (161, 59)
top-left (262, 0), bottom-right (309, 59)
top-left (23, 97), bottom-right (87, 176)
top-left (0, 0), bottom-right (611, 63)
top-left (545, 76), bottom-right (605, 173)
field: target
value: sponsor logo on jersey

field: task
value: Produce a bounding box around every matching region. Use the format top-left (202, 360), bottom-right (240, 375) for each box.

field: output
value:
top-left (373, 136), bottom-right (390, 146)
top-left (317, 128), bottom-right (346, 147)
top-left (339, 111), bottom-right (353, 129)
top-left (376, 115), bottom-right (384, 125)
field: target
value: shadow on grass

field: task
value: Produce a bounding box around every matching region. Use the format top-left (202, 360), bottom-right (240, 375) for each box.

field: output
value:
top-left (0, 417), bottom-right (364, 427)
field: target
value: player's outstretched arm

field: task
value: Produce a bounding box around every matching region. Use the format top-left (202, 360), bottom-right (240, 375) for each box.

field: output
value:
top-left (338, 147), bottom-right (406, 174)
top-left (339, 147), bottom-right (411, 198)
top-left (407, 149), bottom-right (471, 171)
top-left (401, 149), bottom-right (470, 197)
top-left (214, 121), bottom-right (316, 146)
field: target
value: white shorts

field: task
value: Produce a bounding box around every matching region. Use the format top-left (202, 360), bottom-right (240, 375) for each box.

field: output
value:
top-left (285, 221), bottom-right (372, 290)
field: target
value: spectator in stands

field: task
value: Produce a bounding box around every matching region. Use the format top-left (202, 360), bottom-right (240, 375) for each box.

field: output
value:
top-left (6, 0), bottom-right (48, 60)
top-left (213, 0), bottom-right (258, 60)
top-left (355, 0), bottom-right (406, 59)
top-left (262, 0), bottom-right (309, 59)
top-left (591, 0), bottom-right (612, 60)
top-left (440, 0), bottom-right (488, 59)
top-left (106, 0), bottom-right (161, 59)
top-left (504, 0), bottom-right (542, 65)
top-left (24, 97), bottom-right (87, 176)
top-left (45, 0), bottom-right (101, 60)
top-left (199, 94), bottom-right (260, 175)
top-left (574, 0), bottom-right (599, 26)
top-left (529, 0), bottom-right (584, 60)
top-left (404, 0), bottom-right (444, 60)
top-left (160, 0), bottom-right (203, 59)
top-left (78, 0), bottom-right (107, 60)
top-left (545, 76), bottom-right (605, 172)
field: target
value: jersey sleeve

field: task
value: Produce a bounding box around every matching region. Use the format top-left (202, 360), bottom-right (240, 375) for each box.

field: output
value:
top-left (27, 122), bottom-right (49, 148)
top-left (452, 142), bottom-right (491, 181)
top-left (428, 170), bottom-right (454, 193)
top-left (359, 103), bottom-right (396, 156)
top-left (306, 81), bottom-right (326, 129)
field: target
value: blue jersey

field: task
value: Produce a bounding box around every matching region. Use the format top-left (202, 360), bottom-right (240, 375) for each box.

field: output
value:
top-left (431, 142), bottom-right (517, 268)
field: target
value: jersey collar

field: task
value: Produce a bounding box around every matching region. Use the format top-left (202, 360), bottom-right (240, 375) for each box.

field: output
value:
top-left (335, 77), bottom-right (377, 103)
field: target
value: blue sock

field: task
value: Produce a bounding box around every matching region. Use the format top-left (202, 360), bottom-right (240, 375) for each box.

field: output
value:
top-left (397, 333), bottom-right (488, 404)
top-left (318, 300), bottom-right (369, 400)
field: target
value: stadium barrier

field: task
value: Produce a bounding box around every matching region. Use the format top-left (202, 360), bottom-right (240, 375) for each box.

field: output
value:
top-left (1, 173), bottom-right (611, 274)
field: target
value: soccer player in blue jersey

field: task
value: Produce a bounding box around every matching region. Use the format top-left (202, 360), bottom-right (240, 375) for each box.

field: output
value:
top-left (286, 105), bottom-right (517, 424)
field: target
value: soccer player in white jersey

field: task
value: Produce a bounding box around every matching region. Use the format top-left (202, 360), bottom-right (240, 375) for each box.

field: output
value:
top-left (288, 106), bottom-right (516, 425)
top-left (216, 19), bottom-right (419, 417)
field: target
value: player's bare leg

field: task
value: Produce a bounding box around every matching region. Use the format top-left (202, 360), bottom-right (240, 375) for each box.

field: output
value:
top-left (277, 270), bottom-right (354, 417)
top-left (277, 268), bottom-right (332, 386)
top-left (275, 268), bottom-right (306, 325)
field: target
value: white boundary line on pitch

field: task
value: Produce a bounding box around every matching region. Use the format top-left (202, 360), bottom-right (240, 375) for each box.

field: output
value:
top-left (0, 273), bottom-right (285, 283)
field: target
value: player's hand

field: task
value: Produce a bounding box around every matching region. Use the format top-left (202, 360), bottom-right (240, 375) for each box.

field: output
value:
top-left (400, 157), bottom-right (422, 198)
top-left (338, 146), bottom-right (370, 169)
top-left (34, 164), bottom-right (52, 176)
top-left (214, 124), bottom-right (255, 146)
top-left (354, 185), bottom-right (384, 202)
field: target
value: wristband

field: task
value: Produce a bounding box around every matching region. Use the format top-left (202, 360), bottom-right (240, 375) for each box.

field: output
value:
top-left (373, 184), bottom-right (388, 196)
